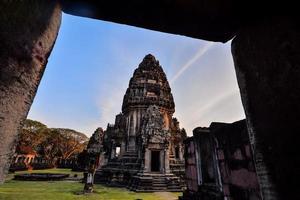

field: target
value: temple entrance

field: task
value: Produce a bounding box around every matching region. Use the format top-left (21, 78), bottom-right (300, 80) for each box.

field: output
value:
top-left (151, 151), bottom-right (160, 172)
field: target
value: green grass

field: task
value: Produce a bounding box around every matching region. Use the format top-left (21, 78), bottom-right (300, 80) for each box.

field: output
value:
top-left (0, 169), bottom-right (181, 200)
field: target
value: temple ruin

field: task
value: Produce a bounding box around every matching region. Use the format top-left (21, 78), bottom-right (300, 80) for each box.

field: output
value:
top-left (94, 54), bottom-right (186, 192)
top-left (182, 120), bottom-right (261, 200)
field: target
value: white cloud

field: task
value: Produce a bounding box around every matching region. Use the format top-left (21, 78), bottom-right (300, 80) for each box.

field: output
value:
top-left (170, 42), bottom-right (215, 84)
top-left (96, 86), bottom-right (125, 129)
top-left (178, 89), bottom-right (245, 135)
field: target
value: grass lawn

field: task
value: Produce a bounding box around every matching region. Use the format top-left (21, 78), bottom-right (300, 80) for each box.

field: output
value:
top-left (0, 169), bottom-right (181, 200)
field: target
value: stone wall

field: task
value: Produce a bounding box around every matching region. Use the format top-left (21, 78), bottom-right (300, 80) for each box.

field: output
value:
top-left (0, 0), bottom-right (61, 182)
top-left (182, 120), bottom-right (261, 200)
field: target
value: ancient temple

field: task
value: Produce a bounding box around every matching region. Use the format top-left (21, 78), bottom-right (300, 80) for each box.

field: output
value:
top-left (182, 120), bottom-right (261, 200)
top-left (94, 54), bottom-right (186, 192)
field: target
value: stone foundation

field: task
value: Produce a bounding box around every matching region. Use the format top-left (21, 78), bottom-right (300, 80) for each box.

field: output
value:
top-left (130, 173), bottom-right (182, 192)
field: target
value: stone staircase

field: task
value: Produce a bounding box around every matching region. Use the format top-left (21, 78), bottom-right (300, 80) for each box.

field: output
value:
top-left (94, 151), bottom-right (185, 192)
top-left (130, 173), bottom-right (183, 192)
top-left (94, 151), bottom-right (141, 184)
top-left (152, 176), bottom-right (167, 191)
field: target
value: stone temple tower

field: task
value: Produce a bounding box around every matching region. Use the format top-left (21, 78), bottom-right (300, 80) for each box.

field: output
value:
top-left (122, 54), bottom-right (175, 152)
top-left (94, 54), bottom-right (186, 191)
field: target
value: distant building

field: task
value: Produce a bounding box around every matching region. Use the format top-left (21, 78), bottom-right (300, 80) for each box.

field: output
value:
top-left (10, 145), bottom-right (55, 172)
top-left (182, 120), bottom-right (261, 200)
top-left (94, 54), bottom-right (186, 191)
top-left (12, 145), bottom-right (37, 166)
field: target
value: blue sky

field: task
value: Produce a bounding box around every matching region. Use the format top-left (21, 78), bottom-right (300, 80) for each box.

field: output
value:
top-left (28, 13), bottom-right (245, 136)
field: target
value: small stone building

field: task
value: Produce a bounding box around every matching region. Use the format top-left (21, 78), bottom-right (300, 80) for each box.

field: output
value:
top-left (12, 145), bottom-right (37, 166)
top-left (94, 54), bottom-right (186, 191)
top-left (182, 120), bottom-right (261, 200)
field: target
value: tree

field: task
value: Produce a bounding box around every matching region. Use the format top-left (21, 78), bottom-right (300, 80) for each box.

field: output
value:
top-left (16, 119), bottom-right (48, 154)
top-left (53, 128), bottom-right (88, 159)
top-left (39, 129), bottom-right (62, 165)
top-left (15, 119), bottom-right (88, 167)
top-left (39, 129), bottom-right (88, 165)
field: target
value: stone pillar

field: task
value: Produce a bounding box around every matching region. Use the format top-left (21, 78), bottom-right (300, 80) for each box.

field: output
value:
top-left (232, 17), bottom-right (300, 200)
top-left (0, 1), bottom-right (61, 183)
top-left (127, 113), bottom-right (136, 152)
top-left (84, 170), bottom-right (95, 193)
top-left (111, 143), bottom-right (116, 159)
top-left (164, 149), bottom-right (170, 174)
top-left (128, 137), bottom-right (136, 152)
top-left (144, 148), bottom-right (150, 172)
top-left (179, 145), bottom-right (183, 161)
top-left (120, 140), bottom-right (126, 157)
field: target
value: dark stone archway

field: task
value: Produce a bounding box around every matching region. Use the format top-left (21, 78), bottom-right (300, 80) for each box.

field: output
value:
top-left (151, 151), bottom-right (161, 172)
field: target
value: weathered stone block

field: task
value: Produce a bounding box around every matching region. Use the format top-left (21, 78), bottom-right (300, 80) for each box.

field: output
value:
top-left (232, 17), bottom-right (300, 200)
top-left (0, 0), bottom-right (61, 183)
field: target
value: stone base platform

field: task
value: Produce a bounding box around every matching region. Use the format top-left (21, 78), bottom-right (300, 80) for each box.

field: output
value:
top-left (129, 173), bottom-right (183, 192)
top-left (94, 150), bottom-right (185, 192)
top-left (94, 151), bottom-right (142, 185)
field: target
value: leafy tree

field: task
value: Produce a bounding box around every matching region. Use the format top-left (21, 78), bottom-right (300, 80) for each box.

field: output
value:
top-left (52, 128), bottom-right (88, 159)
top-left (16, 119), bottom-right (88, 166)
top-left (16, 119), bottom-right (48, 153)
top-left (39, 129), bottom-right (62, 165)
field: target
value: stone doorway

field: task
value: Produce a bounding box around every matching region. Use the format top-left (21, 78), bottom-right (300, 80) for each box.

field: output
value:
top-left (151, 151), bottom-right (160, 172)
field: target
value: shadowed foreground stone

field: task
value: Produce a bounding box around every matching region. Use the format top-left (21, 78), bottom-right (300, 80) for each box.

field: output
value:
top-left (232, 17), bottom-right (300, 200)
top-left (60, 0), bottom-right (299, 43)
top-left (60, 0), bottom-right (238, 42)
top-left (0, 1), bottom-right (61, 183)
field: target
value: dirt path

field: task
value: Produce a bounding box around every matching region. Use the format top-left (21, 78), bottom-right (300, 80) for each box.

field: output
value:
top-left (154, 192), bottom-right (178, 200)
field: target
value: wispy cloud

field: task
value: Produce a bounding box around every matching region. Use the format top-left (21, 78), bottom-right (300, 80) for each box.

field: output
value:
top-left (96, 86), bottom-right (125, 129)
top-left (186, 90), bottom-right (244, 129)
top-left (170, 42), bottom-right (215, 84)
